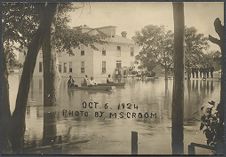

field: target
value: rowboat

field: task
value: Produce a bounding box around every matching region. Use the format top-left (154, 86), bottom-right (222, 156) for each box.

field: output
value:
top-left (68, 85), bottom-right (112, 91)
top-left (97, 82), bottom-right (125, 87)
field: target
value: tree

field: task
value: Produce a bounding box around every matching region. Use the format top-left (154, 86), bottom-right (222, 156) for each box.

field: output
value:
top-left (42, 5), bottom-right (57, 145)
top-left (41, 3), bottom-right (106, 145)
top-left (133, 25), bottom-right (173, 80)
top-left (0, 2), bottom-right (11, 153)
top-left (184, 27), bottom-right (209, 79)
top-left (1, 4), bottom-right (61, 152)
top-left (209, 18), bottom-right (224, 105)
top-left (4, 42), bottom-right (22, 70)
top-left (212, 50), bottom-right (221, 71)
top-left (1, 3), bottom-right (106, 152)
top-left (208, 18), bottom-right (224, 154)
top-left (200, 51), bottom-right (221, 71)
top-left (172, 2), bottom-right (185, 154)
top-left (9, 3), bottom-right (58, 153)
top-left (133, 25), bottom-right (208, 81)
top-left (160, 30), bottom-right (174, 80)
top-left (0, 3), bottom-right (59, 152)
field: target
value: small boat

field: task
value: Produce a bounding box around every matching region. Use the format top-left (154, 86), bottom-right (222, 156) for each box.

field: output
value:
top-left (97, 82), bottom-right (126, 87)
top-left (68, 85), bottom-right (112, 91)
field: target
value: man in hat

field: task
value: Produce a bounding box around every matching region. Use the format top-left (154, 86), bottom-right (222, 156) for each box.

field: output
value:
top-left (67, 75), bottom-right (77, 88)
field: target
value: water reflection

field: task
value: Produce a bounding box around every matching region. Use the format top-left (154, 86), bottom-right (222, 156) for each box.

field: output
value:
top-left (8, 75), bottom-right (220, 154)
top-left (42, 109), bottom-right (57, 146)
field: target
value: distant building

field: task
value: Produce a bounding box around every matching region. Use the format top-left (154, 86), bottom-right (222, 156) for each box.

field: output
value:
top-left (19, 25), bottom-right (139, 78)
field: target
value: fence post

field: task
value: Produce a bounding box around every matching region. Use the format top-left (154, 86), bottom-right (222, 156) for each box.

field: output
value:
top-left (131, 131), bottom-right (138, 154)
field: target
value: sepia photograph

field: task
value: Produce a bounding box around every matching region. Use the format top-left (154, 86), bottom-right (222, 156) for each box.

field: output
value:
top-left (0, 1), bottom-right (224, 156)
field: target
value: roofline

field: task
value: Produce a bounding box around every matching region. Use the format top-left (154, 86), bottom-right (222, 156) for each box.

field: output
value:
top-left (73, 25), bottom-right (92, 30)
top-left (95, 26), bottom-right (117, 29)
top-left (87, 29), bottom-right (107, 36)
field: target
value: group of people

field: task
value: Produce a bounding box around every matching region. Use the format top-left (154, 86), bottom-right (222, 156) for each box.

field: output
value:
top-left (67, 74), bottom-right (114, 88)
top-left (82, 75), bottom-right (97, 86)
top-left (190, 66), bottom-right (215, 79)
top-left (115, 68), bottom-right (122, 79)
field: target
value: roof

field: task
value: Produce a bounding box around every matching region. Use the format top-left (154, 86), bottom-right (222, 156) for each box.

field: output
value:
top-left (73, 25), bottom-right (92, 29)
top-left (87, 29), bottom-right (107, 37)
top-left (73, 25), bottom-right (135, 45)
top-left (95, 26), bottom-right (116, 29)
top-left (106, 35), bottom-right (135, 45)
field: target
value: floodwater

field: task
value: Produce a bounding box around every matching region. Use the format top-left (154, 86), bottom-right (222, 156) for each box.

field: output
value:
top-left (8, 74), bottom-right (220, 154)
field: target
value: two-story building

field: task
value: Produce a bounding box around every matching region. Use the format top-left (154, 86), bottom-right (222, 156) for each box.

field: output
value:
top-left (19, 25), bottom-right (139, 79)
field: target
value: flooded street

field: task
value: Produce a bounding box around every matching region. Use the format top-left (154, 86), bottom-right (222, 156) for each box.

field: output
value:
top-left (8, 74), bottom-right (220, 154)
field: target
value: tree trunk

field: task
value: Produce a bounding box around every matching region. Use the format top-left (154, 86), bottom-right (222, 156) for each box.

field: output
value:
top-left (219, 42), bottom-right (224, 125)
top-left (9, 4), bottom-right (57, 153)
top-left (216, 37), bottom-right (224, 155)
top-left (172, 2), bottom-right (185, 154)
top-left (0, 3), bottom-right (12, 153)
top-left (209, 18), bottom-right (224, 154)
top-left (42, 11), bottom-right (57, 145)
top-left (165, 67), bottom-right (168, 80)
top-left (164, 78), bottom-right (169, 112)
top-left (164, 67), bottom-right (169, 111)
top-left (187, 68), bottom-right (191, 80)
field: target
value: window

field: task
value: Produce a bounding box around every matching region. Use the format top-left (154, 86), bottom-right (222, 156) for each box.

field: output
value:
top-left (102, 61), bottom-right (106, 74)
top-left (102, 49), bottom-right (106, 56)
top-left (81, 50), bottom-right (85, 56)
top-left (69, 62), bottom-right (72, 73)
top-left (117, 46), bottom-right (121, 51)
top-left (58, 63), bottom-right (62, 73)
top-left (64, 63), bottom-right (67, 73)
top-left (39, 62), bottom-right (42, 73)
top-left (130, 47), bottom-right (134, 56)
top-left (116, 60), bottom-right (122, 69)
top-left (81, 61), bottom-right (85, 73)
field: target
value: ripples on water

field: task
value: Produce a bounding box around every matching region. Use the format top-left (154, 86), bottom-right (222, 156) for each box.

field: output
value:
top-left (8, 74), bottom-right (220, 154)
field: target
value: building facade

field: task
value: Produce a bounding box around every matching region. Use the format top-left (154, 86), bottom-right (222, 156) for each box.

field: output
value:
top-left (19, 26), bottom-right (139, 79)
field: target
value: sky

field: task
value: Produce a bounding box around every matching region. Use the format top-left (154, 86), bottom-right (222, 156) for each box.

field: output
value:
top-left (68, 2), bottom-right (224, 51)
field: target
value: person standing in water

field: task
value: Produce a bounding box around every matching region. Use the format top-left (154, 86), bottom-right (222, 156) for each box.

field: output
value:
top-left (67, 75), bottom-right (78, 88)
top-left (107, 74), bottom-right (114, 83)
top-left (82, 75), bottom-right (89, 86)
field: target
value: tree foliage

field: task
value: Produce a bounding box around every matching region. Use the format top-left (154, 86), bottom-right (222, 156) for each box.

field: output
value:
top-left (133, 25), bottom-right (209, 74)
top-left (200, 50), bottom-right (221, 71)
top-left (54, 26), bottom-right (106, 55)
top-left (2, 3), bottom-right (43, 50)
top-left (184, 26), bottom-right (209, 68)
top-left (2, 3), bottom-right (106, 59)
top-left (206, 18), bottom-right (224, 154)
top-left (200, 101), bottom-right (224, 148)
top-left (1, 3), bottom-right (106, 152)
top-left (133, 25), bottom-right (173, 72)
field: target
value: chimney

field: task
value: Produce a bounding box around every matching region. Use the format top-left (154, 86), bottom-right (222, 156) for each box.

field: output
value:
top-left (121, 31), bottom-right (127, 38)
